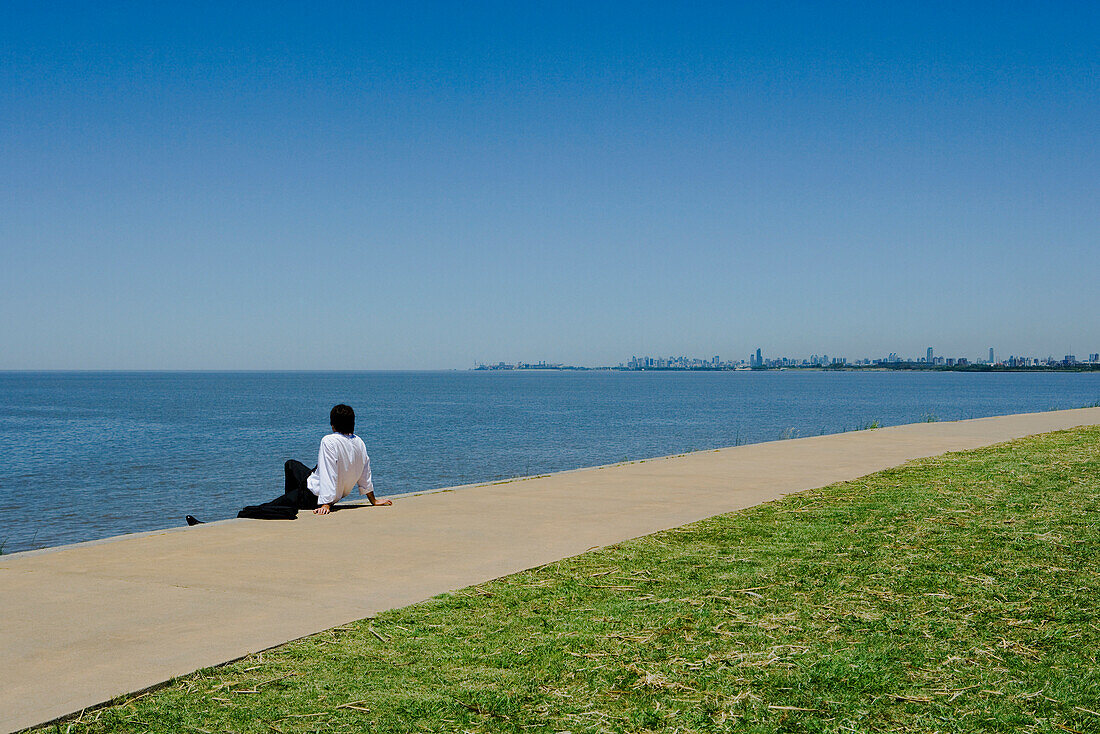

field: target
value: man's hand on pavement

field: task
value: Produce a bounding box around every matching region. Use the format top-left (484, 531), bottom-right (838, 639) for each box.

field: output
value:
top-left (314, 504), bottom-right (331, 515)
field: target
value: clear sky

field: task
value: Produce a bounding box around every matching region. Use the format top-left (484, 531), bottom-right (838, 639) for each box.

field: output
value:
top-left (2, 1), bottom-right (1097, 369)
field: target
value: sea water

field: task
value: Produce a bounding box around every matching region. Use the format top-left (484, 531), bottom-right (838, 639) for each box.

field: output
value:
top-left (1, 369), bottom-right (1097, 554)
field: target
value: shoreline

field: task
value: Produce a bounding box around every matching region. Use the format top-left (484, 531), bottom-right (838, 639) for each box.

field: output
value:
top-left (3, 407), bottom-right (1100, 732)
top-left (31, 423), bottom-right (1096, 733)
top-left (7, 394), bottom-right (1100, 559)
top-left (27, 424), bottom-right (1100, 734)
top-left (1, 448), bottom-right (700, 562)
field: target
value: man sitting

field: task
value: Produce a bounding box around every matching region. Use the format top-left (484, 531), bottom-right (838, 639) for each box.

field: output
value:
top-left (187, 404), bottom-right (391, 524)
top-left (300, 403), bottom-right (390, 514)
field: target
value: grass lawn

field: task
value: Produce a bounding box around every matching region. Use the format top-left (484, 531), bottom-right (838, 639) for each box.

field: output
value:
top-left (40, 427), bottom-right (1100, 733)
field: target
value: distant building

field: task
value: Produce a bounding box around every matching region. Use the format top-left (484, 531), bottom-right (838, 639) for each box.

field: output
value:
top-left (927, 347), bottom-right (933, 363)
top-left (989, 347), bottom-right (995, 364)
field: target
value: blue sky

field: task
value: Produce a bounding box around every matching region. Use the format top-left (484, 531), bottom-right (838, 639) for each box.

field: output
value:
top-left (2, 1), bottom-right (1097, 369)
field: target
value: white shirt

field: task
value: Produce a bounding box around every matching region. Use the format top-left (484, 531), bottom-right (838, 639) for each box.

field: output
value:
top-left (306, 432), bottom-right (374, 506)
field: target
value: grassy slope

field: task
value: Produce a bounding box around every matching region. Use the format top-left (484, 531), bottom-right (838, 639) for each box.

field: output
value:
top-left (40, 427), bottom-right (1100, 733)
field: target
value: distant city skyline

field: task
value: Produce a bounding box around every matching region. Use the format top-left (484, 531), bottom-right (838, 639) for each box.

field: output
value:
top-left (476, 345), bottom-right (1100, 371)
top-left (2, 3), bottom-right (1097, 370)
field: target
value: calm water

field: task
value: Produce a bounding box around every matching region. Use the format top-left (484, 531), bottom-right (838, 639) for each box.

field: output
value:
top-left (1, 370), bottom-right (1097, 554)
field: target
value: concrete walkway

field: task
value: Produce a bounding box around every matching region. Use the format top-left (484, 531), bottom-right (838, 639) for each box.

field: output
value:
top-left (3, 408), bottom-right (1099, 733)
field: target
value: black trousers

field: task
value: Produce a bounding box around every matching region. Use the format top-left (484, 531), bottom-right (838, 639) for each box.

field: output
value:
top-left (237, 460), bottom-right (319, 520)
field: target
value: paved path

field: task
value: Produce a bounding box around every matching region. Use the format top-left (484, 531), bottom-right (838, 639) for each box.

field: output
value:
top-left (3, 408), bottom-right (1099, 733)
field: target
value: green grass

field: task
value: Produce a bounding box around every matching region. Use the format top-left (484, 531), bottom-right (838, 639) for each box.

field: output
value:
top-left (40, 427), bottom-right (1100, 733)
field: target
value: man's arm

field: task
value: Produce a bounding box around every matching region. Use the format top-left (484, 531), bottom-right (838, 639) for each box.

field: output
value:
top-left (365, 491), bottom-right (391, 506)
top-left (357, 454), bottom-right (392, 506)
top-left (312, 438), bottom-right (340, 514)
top-left (314, 494), bottom-right (386, 513)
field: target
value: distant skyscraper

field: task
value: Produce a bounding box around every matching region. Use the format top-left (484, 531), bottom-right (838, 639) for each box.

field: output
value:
top-left (989, 347), bottom-right (995, 363)
top-left (754, 348), bottom-right (762, 367)
top-left (927, 347), bottom-right (933, 363)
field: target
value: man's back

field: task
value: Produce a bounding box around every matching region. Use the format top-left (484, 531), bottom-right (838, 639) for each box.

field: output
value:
top-left (307, 432), bottom-right (373, 506)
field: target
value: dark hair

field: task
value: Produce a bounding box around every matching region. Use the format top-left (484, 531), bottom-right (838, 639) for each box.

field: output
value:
top-left (330, 404), bottom-right (355, 435)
